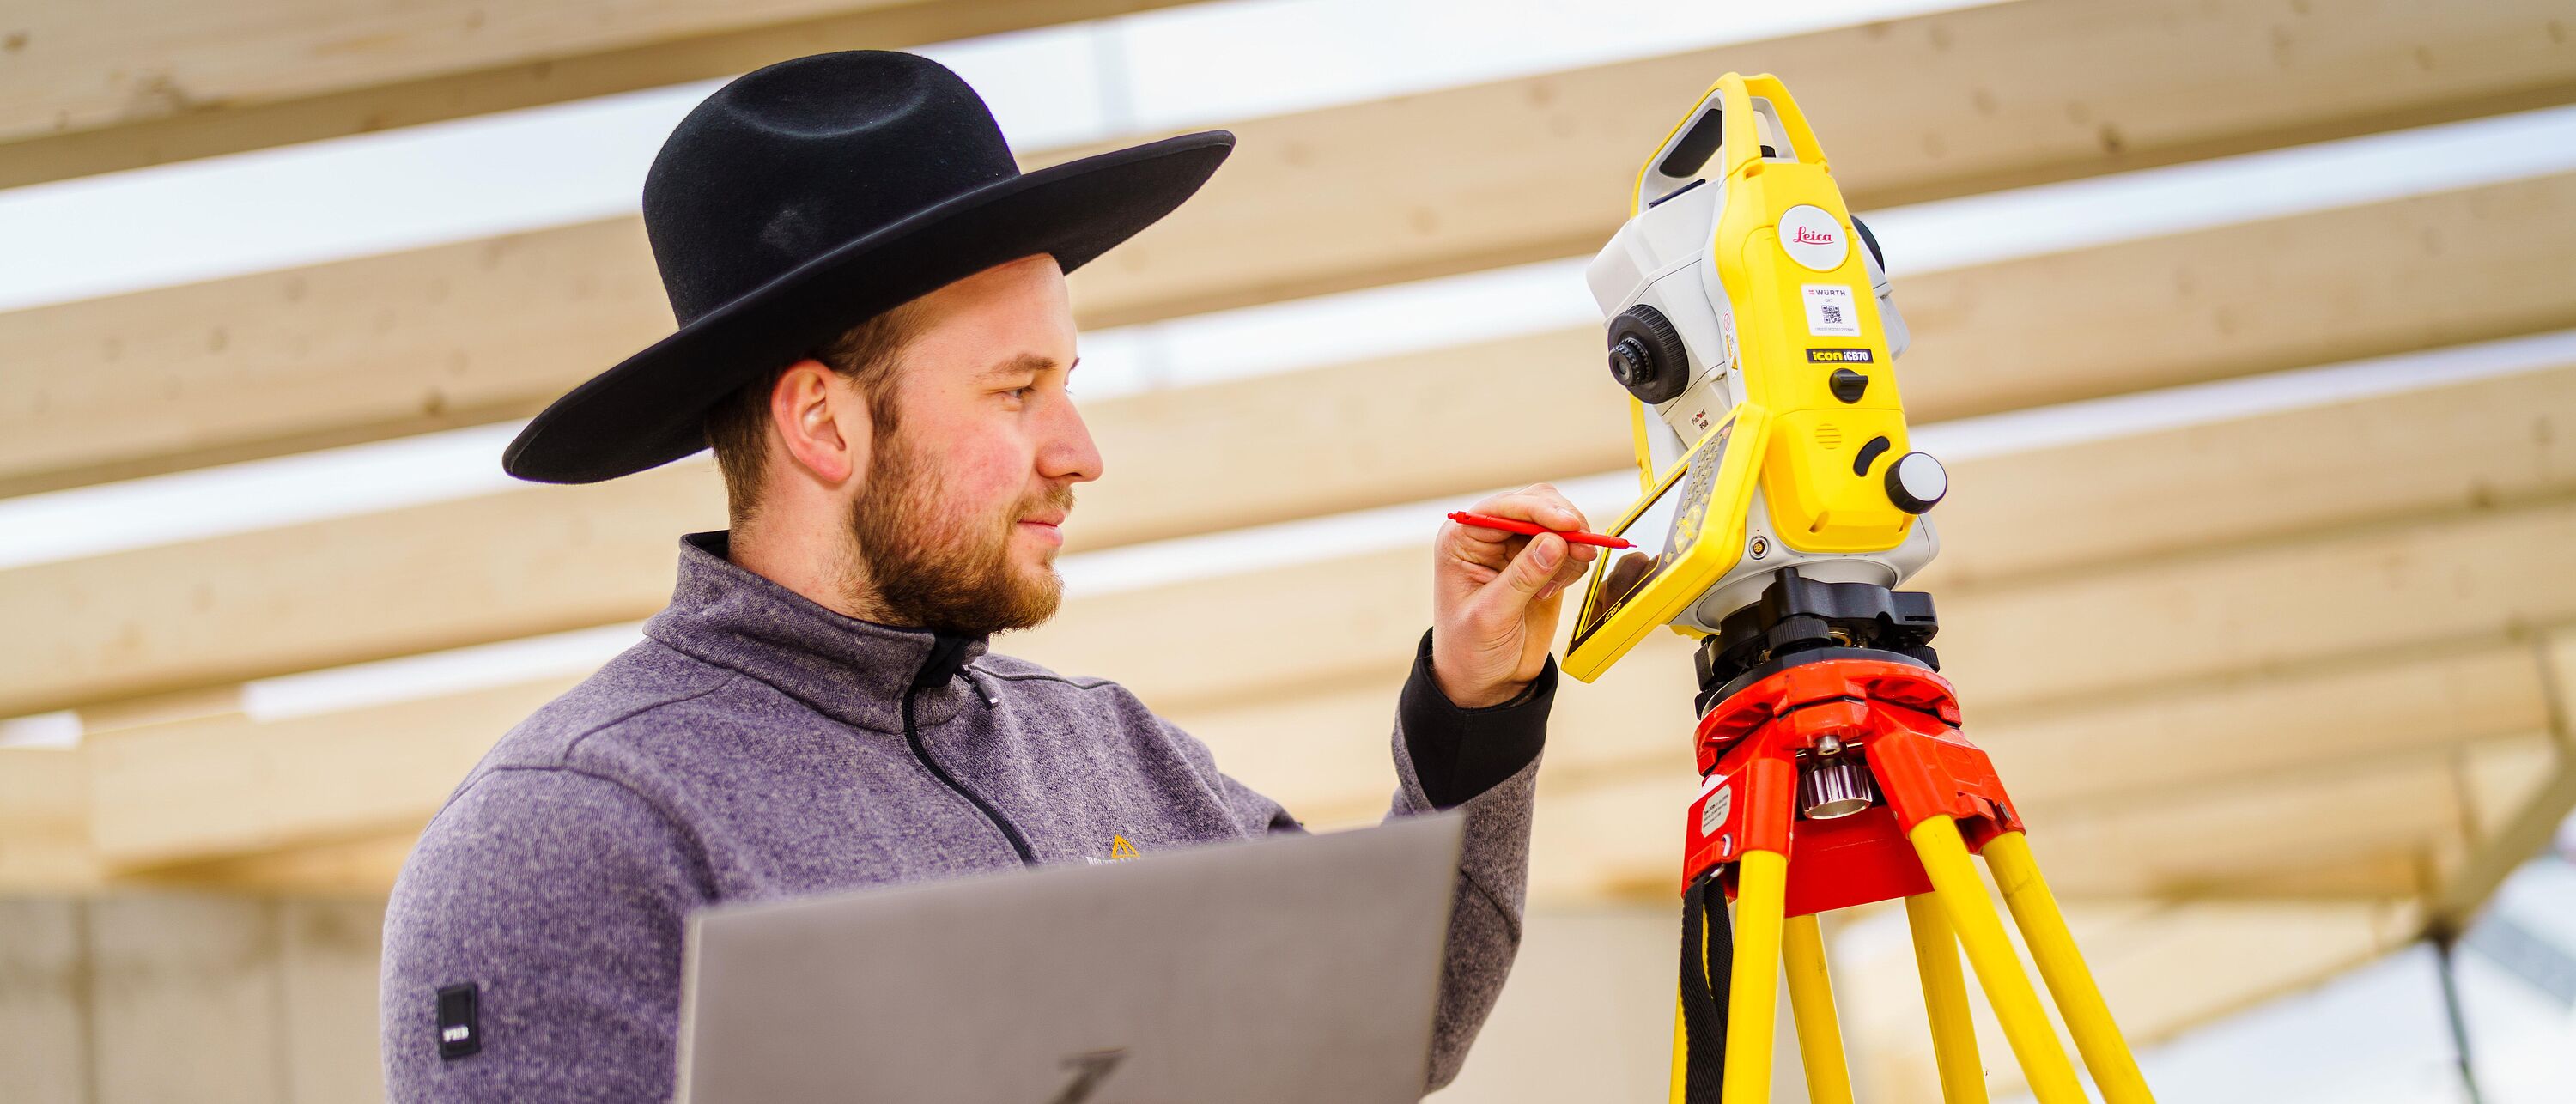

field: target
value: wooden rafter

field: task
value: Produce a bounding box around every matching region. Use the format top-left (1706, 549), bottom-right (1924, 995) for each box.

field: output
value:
top-left (0, 0), bottom-right (1202, 189)
top-left (9, 1), bottom-right (2574, 494)
top-left (1841, 898), bottom-right (2423, 1102)
top-left (68, 500), bottom-right (2576, 882)
top-left (7, 206), bottom-right (2573, 717)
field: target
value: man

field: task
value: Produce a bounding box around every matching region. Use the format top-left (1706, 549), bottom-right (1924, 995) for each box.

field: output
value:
top-left (380, 50), bottom-right (1595, 1101)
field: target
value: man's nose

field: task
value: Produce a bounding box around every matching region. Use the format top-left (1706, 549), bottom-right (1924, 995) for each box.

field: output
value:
top-left (1038, 394), bottom-right (1103, 484)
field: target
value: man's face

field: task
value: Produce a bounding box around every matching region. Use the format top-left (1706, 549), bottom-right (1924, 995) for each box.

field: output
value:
top-left (843, 255), bottom-right (1098, 635)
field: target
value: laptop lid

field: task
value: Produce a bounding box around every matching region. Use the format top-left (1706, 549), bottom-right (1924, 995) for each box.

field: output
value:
top-left (677, 813), bottom-right (1465, 1103)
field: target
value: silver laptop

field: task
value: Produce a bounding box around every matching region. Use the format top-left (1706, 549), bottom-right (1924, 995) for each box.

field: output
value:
top-left (676, 813), bottom-right (1465, 1103)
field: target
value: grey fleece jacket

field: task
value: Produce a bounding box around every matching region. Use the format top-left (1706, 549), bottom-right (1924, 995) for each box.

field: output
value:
top-left (380, 530), bottom-right (1554, 1101)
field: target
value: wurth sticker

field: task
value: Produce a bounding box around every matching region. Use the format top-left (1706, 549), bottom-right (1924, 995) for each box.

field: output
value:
top-left (1802, 285), bottom-right (1860, 337)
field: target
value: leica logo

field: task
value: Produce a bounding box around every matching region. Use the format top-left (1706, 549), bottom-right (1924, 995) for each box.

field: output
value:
top-left (1779, 204), bottom-right (1850, 271)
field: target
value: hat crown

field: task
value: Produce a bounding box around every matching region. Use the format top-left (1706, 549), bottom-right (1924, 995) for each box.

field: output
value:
top-left (642, 51), bottom-right (1018, 325)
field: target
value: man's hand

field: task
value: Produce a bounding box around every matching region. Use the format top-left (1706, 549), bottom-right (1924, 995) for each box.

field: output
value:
top-left (1431, 483), bottom-right (1598, 707)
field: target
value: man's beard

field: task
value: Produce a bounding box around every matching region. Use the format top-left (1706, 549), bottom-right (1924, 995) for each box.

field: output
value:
top-left (844, 428), bottom-right (1072, 637)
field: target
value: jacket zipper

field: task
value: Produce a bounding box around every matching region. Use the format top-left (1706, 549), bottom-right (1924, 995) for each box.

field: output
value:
top-left (902, 673), bottom-right (1038, 866)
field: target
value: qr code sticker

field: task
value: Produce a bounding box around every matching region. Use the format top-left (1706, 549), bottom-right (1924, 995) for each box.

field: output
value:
top-left (1803, 285), bottom-right (1860, 337)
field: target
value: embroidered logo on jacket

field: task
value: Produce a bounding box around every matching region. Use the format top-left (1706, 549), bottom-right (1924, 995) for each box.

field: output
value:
top-left (1086, 834), bottom-right (1143, 865)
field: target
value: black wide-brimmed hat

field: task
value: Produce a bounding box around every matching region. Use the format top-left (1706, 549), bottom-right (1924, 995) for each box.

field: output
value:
top-left (501, 51), bottom-right (1233, 483)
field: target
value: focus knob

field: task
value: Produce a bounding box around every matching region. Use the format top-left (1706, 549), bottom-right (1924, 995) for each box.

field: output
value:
top-left (1607, 337), bottom-right (1655, 389)
top-left (1605, 305), bottom-right (1691, 405)
top-left (1885, 452), bottom-right (1947, 514)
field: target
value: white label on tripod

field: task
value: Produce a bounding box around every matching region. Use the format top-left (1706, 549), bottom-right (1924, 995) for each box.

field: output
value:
top-left (1802, 284), bottom-right (1861, 337)
top-left (1700, 782), bottom-right (1732, 837)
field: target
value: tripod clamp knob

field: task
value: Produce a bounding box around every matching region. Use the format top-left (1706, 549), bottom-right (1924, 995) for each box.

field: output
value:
top-left (1799, 755), bottom-right (1880, 819)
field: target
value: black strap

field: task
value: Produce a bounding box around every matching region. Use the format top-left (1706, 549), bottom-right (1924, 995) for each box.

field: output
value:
top-left (1679, 871), bottom-right (1733, 1102)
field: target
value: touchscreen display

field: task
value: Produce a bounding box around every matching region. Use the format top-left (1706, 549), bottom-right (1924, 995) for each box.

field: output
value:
top-left (1569, 417), bottom-right (1735, 649)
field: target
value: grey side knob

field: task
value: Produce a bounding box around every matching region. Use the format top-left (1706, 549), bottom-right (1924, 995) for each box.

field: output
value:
top-left (1886, 452), bottom-right (1947, 514)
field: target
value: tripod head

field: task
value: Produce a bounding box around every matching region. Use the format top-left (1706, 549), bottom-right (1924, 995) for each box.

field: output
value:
top-left (1693, 567), bottom-right (1940, 712)
top-left (1563, 74), bottom-right (1949, 686)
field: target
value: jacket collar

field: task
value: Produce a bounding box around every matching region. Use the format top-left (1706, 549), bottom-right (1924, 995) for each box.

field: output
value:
top-left (642, 530), bottom-right (989, 733)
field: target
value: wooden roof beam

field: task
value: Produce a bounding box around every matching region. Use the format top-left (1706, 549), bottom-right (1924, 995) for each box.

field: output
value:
top-left (11, 0), bottom-right (2576, 494)
top-left (0, 0), bottom-right (1203, 190)
top-left (74, 504), bottom-right (2576, 876)
top-left (9, 203), bottom-right (2573, 715)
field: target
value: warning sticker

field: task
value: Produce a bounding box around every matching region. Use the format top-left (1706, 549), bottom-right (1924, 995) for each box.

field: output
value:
top-left (1802, 285), bottom-right (1860, 337)
top-left (1700, 783), bottom-right (1732, 838)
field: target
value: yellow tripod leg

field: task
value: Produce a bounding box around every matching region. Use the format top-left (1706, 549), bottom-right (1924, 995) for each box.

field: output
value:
top-left (1722, 849), bottom-right (1789, 1101)
top-left (1907, 816), bottom-right (2088, 1104)
top-left (1984, 831), bottom-right (2154, 1104)
top-left (1669, 987), bottom-right (1689, 1104)
top-left (1783, 913), bottom-right (1856, 1104)
top-left (1905, 894), bottom-right (1989, 1104)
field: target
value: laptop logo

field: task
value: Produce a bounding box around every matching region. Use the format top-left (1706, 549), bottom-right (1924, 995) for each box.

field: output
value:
top-left (1048, 1047), bottom-right (1127, 1104)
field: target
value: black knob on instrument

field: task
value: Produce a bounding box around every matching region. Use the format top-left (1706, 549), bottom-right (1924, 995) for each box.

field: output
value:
top-left (1608, 337), bottom-right (1654, 388)
top-left (1605, 305), bottom-right (1691, 404)
top-left (1885, 452), bottom-right (1947, 514)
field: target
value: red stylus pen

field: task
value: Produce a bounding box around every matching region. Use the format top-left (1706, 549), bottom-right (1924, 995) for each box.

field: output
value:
top-left (1446, 511), bottom-right (1635, 549)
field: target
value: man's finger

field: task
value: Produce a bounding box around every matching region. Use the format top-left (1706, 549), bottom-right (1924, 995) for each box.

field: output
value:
top-left (1454, 494), bottom-right (1591, 543)
top-left (1469, 488), bottom-right (1587, 525)
top-left (1444, 525), bottom-right (1528, 573)
top-left (1547, 552), bottom-right (1591, 589)
top-left (1535, 541), bottom-right (1598, 598)
top-left (1475, 532), bottom-right (1564, 622)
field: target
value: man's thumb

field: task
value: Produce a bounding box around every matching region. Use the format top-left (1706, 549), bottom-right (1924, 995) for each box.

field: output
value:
top-left (1500, 534), bottom-right (1564, 597)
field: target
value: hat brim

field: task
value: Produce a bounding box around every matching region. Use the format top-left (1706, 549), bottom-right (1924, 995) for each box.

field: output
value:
top-left (501, 130), bottom-right (1235, 484)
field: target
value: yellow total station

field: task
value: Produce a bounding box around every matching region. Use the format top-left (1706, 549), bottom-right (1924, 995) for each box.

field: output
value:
top-left (1567, 73), bottom-right (1947, 682)
top-left (1566, 73), bottom-right (2154, 1104)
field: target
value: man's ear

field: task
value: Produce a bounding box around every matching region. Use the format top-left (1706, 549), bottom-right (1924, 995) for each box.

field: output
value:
top-left (769, 359), bottom-right (867, 486)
